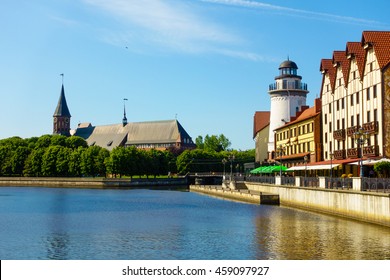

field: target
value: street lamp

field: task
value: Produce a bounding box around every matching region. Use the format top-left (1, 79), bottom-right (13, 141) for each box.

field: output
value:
top-left (304, 155), bottom-right (308, 187)
top-left (276, 144), bottom-right (286, 177)
top-left (222, 158), bottom-right (227, 178)
top-left (354, 127), bottom-right (370, 178)
top-left (329, 153), bottom-right (334, 179)
top-left (229, 155), bottom-right (235, 181)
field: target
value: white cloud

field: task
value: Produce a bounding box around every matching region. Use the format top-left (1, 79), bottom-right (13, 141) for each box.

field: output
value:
top-left (201, 0), bottom-right (388, 27)
top-left (83, 0), bottom-right (240, 53)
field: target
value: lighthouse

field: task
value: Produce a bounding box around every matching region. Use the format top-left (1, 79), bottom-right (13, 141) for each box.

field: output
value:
top-left (267, 59), bottom-right (309, 159)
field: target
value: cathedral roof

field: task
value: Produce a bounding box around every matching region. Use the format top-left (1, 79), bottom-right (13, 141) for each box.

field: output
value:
top-left (74, 119), bottom-right (195, 151)
top-left (53, 84), bottom-right (71, 117)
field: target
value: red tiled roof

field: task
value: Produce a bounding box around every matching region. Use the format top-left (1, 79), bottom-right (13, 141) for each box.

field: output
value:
top-left (320, 59), bottom-right (336, 92)
top-left (275, 105), bottom-right (320, 130)
top-left (362, 31), bottom-right (390, 69)
top-left (333, 50), bottom-right (350, 85)
top-left (253, 111), bottom-right (270, 138)
top-left (346, 42), bottom-right (365, 80)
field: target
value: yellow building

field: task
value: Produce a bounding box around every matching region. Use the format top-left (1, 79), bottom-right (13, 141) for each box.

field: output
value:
top-left (274, 99), bottom-right (322, 168)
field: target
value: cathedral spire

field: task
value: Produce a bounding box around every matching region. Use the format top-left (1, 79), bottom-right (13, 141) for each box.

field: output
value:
top-left (122, 98), bottom-right (128, 126)
top-left (53, 75), bottom-right (71, 136)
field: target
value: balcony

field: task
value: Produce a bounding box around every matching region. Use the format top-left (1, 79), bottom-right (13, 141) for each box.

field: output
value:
top-left (362, 121), bottom-right (379, 134)
top-left (333, 149), bottom-right (346, 160)
top-left (333, 129), bottom-right (346, 140)
top-left (347, 126), bottom-right (359, 137)
top-left (363, 145), bottom-right (379, 157)
top-left (269, 82), bottom-right (308, 92)
top-left (347, 148), bottom-right (359, 159)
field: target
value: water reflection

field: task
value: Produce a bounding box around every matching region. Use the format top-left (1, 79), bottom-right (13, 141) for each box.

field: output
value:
top-left (254, 206), bottom-right (390, 260)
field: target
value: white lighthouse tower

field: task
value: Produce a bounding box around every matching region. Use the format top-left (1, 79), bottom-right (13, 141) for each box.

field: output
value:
top-left (267, 59), bottom-right (309, 159)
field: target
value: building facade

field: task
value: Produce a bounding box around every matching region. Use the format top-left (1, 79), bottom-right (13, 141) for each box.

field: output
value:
top-left (253, 111), bottom-right (270, 163)
top-left (274, 98), bottom-right (322, 167)
top-left (321, 31), bottom-right (390, 174)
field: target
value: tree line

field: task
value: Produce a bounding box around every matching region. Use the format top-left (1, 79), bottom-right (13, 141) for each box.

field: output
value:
top-left (0, 134), bottom-right (254, 177)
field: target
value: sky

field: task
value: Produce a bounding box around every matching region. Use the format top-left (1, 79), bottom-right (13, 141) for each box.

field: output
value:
top-left (1, 0), bottom-right (390, 150)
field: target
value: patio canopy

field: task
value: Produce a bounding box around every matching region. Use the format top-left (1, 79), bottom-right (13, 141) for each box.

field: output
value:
top-left (250, 165), bottom-right (290, 174)
top-left (288, 164), bottom-right (340, 171)
top-left (348, 158), bottom-right (390, 166)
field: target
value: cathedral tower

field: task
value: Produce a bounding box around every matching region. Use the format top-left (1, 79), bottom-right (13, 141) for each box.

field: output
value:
top-left (53, 83), bottom-right (71, 136)
top-left (267, 59), bottom-right (309, 159)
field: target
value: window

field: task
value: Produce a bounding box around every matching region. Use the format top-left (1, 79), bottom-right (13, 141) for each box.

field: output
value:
top-left (373, 85), bottom-right (377, 98)
top-left (357, 114), bottom-right (360, 127)
top-left (337, 120), bottom-right (340, 130)
top-left (374, 109), bottom-right (378, 122)
top-left (350, 94), bottom-right (354, 106)
top-left (329, 122), bottom-right (332, 133)
top-left (325, 113), bottom-right (327, 124)
top-left (329, 103), bottom-right (332, 113)
top-left (336, 100), bottom-right (340, 111)
top-left (367, 87), bottom-right (370, 100)
top-left (353, 71), bottom-right (356, 80)
top-left (356, 91), bottom-right (360, 104)
top-left (341, 98), bottom-right (345, 109)
top-left (342, 118), bottom-right (345, 129)
top-left (325, 133), bottom-right (328, 143)
top-left (367, 111), bottom-right (371, 123)
top-left (351, 116), bottom-right (354, 126)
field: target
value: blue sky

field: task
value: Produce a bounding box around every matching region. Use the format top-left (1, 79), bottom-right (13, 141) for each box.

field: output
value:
top-left (1, 0), bottom-right (389, 150)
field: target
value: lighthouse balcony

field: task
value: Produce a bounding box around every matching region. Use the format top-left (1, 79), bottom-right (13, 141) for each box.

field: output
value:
top-left (269, 82), bottom-right (308, 92)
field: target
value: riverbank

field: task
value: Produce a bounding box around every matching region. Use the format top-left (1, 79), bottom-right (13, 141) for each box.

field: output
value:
top-left (0, 177), bottom-right (188, 190)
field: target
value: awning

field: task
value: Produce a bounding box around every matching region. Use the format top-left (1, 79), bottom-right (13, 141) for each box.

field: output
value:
top-left (287, 164), bottom-right (340, 171)
top-left (306, 164), bottom-right (340, 170)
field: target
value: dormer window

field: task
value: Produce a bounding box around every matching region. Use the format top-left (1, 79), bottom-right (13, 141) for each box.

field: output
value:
top-left (107, 140), bottom-right (113, 147)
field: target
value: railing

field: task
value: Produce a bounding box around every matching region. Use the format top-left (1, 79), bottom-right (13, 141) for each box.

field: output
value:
top-left (347, 126), bottom-right (359, 136)
top-left (362, 121), bottom-right (379, 134)
top-left (301, 177), bottom-right (320, 187)
top-left (333, 129), bottom-right (346, 140)
top-left (347, 148), bottom-right (359, 158)
top-left (333, 149), bottom-right (346, 160)
top-left (363, 145), bottom-right (379, 157)
top-left (246, 176), bottom-right (275, 184)
top-left (362, 178), bottom-right (390, 193)
top-left (325, 177), bottom-right (352, 189)
top-left (268, 82), bottom-right (308, 91)
top-left (281, 176), bottom-right (295, 186)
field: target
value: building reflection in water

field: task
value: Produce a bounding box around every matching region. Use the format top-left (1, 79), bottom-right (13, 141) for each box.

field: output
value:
top-left (254, 206), bottom-right (390, 260)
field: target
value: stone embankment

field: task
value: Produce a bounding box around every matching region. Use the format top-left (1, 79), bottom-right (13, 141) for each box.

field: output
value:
top-left (0, 177), bottom-right (188, 189)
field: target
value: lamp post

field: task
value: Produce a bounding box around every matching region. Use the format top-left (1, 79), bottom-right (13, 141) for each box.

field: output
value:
top-left (329, 153), bottom-right (334, 179)
top-left (304, 155), bottom-right (308, 187)
top-left (229, 155), bottom-right (235, 181)
top-left (222, 158), bottom-right (227, 178)
top-left (354, 127), bottom-right (369, 178)
top-left (276, 144), bottom-right (286, 177)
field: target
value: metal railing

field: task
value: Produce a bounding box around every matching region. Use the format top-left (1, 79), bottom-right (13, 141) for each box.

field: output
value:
top-left (301, 177), bottom-right (320, 187)
top-left (281, 176), bottom-right (295, 186)
top-left (362, 178), bottom-right (390, 193)
top-left (325, 177), bottom-right (352, 189)
top-left (246, 176), bottom-right (275, 184)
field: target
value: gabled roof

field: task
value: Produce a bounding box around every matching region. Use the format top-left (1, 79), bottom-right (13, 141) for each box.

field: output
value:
top-left (346, 42), bottom-right (365, 80)
top-left (320, 59), bottom-right (336, 92)
top-left (332, 50), bottom-right (350, 85)
top-left (253, 111), bottom-right (270, 138)
top-left (362, 31), bottom-right (390, 69)
top-left (53, 84), bottom-right (71, 117)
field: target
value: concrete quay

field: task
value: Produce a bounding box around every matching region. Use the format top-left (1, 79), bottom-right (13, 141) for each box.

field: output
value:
top-left (245, 181), bottom-right (390, 227)
top-left (190, 185), bottom-right (280, 205)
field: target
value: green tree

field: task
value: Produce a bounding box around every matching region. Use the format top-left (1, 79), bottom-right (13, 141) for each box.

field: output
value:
top-left (81, 146), bottom-right (108, 177)
top-left (65, 136), bottom-right (88, 150)
top-left (374, 161), bottom-right (390, 178)
top-left (197, 134), bottom-right (231, 152)
top-left (68, 147), bottom-right (85, 176)
top-left (23, 148), bottom-right (46, 177)
top-left (11, 146), bottom-right (31, 176)
top-left (41, 145), bottom-right (62, 176)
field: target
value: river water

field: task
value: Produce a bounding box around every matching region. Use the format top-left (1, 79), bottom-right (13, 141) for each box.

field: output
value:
top-left (0, 187), bottom-right (389, 260)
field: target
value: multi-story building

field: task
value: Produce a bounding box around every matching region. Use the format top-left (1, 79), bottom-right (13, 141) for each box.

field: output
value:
top-left (274, 98), bottom-right (322, 168)
top-left (253, 111), bottom-right (270, 163)
top-left (321, 31), bottom-right (390, 175)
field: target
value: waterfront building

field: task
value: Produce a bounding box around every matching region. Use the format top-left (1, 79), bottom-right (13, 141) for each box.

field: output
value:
top-left (53, 83), bottom-right (71, 136)
top-left (73, 120), bottom-right (196, 151)
top-left (273, 98), bottom-right (322, 168)
top-left (320, 31), bottom-right (390, 176)
top-left (267, 59), bottom-right (309, 160)
top-left (253, 111), bottom-right (270, 163)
